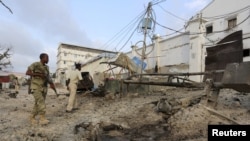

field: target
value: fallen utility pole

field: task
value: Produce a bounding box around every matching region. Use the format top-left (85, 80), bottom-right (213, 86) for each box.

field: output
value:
top-left (131, 70), bottom-right (225, 77)
top-left (123, 80), bottom-right (204, 88)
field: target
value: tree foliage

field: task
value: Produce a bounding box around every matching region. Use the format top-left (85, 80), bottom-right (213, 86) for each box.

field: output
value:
top-left (1, 1), bottom-right (13, 70)
top-left (0, 45), bottom-right (12, 70)
top-left (0, 0), bottom-right (13, 14)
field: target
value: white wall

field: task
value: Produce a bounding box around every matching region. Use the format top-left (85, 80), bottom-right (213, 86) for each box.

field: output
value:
top-left (159, 34), bottom-right (190, 67)
top-left (127, 33), bottom-right (190, 73)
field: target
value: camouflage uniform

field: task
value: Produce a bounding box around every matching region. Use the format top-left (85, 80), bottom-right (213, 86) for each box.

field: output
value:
top-left (28, 62), bottom-right (50, 116)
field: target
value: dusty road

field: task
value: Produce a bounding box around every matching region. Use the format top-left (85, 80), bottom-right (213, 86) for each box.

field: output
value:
top-left (0, 85), bottom-right (249, 141)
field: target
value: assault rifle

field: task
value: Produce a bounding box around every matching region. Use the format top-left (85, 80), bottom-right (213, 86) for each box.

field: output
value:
top-left (47, 74), bottom-right (58, 97)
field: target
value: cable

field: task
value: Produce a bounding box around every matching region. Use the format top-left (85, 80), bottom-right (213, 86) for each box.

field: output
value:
top-left (158, 13), bottom-right (250, 37)
top-left (101, 0), bottom-right (165, 54)
top-left (203, 6), bottom-right (250, 20)
top-left (117, 23), bottom-right (141, 52)
top-left (102, 2), bottom-right (250, 53)
top-left (153, 19), bottom-right (186, 34)
top-left (160, 27), bottom-right (185, 37)
top-left (0, 0), bottom-right (13, 14)
top-left (151, 0), bottom-right (166, 6)
top-left (158, 5), bottom-right (187, 22)
top-left (118, 1), bottom-right (157, 52)
top-left (100, 9), bottom-right (147, 51)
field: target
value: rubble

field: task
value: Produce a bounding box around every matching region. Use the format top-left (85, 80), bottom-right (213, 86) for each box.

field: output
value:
top-left (0, 85), bottom-right (249, 141)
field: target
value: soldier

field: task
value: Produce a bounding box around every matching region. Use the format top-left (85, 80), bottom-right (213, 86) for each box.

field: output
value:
top-left (65, 63), bottom-right (83, 112)
top-left (26, 53), bottom-right (55, 125)
top-left (14, 77), bottom-right (19, 94)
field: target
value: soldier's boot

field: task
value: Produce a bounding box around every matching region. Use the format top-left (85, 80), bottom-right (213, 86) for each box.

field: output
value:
top-left (39, 114), bottom-right (49, 125)
top-left (29, 114), bottom-right (38, 125)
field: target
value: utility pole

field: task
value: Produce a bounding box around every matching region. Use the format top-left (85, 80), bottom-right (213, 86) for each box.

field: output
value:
top-left (140, 2), bottom-right (152, 79)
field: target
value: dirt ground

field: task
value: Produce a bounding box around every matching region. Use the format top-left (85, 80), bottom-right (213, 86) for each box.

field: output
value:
top-left (0, 84), bottom-right (250, 141)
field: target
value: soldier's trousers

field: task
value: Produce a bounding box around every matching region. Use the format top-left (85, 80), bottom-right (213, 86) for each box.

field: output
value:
top-left (15, 85), bottom-right (19, 92)
top-left (32, 89), bottom-right (47, 116)
top-left (66, 83), bottom-right (78, 111)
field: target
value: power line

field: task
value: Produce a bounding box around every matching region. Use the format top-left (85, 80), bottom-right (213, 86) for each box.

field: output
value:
top-left (158, 5), bottom-right (187, 22)
top-left (100, 9), bottom-right (148, 52)
top-left (151, 0), bottom-right (166, 6)
top-left (102, 0), bottom-right (167, 53)
top-left (153, 19), bottom-right (186, 34)
top-left (203, 6), bottom-right (250, 20)
top-left (100, 10), bottom-right (146, 50)
top-left (157, 13), bottom-right (250, 37)
top-left (115, 10), bottom-right (148, 52)
top-left (0, 0), bottom-right (13, 14)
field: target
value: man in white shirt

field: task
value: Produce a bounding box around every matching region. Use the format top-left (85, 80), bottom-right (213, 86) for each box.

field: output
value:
top-left (66, 63), bottom-right (83, 112)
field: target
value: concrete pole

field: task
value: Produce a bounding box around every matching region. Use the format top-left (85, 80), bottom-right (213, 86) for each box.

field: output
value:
top-left (153, 34), bottom-right (160, 73)
top-left (140, 2), bottom-right (152, 78)
top-left (156, 35), bottom-right (160, 73)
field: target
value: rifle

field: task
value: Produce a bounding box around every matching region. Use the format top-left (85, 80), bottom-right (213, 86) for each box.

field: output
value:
top-left (47, 74), bottom-right (58, 97)
top-left (28, 77), bottom-right (32, 94)
top-left (52, 84), bottom-right (58, 97)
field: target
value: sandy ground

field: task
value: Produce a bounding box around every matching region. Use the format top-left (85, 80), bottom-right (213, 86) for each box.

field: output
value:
top-left (0, 84), bottom-right (250, 141)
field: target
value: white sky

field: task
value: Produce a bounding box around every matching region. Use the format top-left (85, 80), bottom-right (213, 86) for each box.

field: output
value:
top-left (0, 0), bottom-right (212, 73)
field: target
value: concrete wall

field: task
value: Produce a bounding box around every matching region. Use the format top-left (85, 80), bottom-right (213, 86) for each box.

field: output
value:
top-left (104, 79), bottom-right (149, 94)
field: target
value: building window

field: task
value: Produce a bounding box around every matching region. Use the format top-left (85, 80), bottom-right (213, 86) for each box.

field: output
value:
top-left (228, 18), bottom-right (237, 29)
top-left (243, 49), bottom-right (250, 57)
top-left (206, 25), bottom-right (213, 34)
top-left (64, 61), bottom-right (66, 64)
top-left (74, 54), bottom-right (77, 58)
top-left (64, 53), bottom-right (67, 56)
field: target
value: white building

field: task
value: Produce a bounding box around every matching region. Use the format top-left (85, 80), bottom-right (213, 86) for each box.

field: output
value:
top-left (56, 43), bottom-right (116, 84)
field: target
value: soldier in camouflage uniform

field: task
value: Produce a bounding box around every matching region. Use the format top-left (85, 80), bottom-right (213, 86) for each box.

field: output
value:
top-left (26, 53), bottom-right (55, 125)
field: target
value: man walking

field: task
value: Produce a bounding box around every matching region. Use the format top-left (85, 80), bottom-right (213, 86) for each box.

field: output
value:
top-left (66, 63), bottom-right (83, 112)
top-left (26, 53), bottom-right (55, 125)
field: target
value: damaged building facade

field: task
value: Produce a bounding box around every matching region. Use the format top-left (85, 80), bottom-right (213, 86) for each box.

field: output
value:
top-left (127, 0), bottom-right (250, 82)
top-left (55, 0), bottom-right (250, 85)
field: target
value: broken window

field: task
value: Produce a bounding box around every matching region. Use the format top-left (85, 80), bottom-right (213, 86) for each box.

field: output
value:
top-left (228, 18), bottom-right (237, 29)
top-left (206, 25), bottom-right (213, 34)
top-left (243, 49), bottom-right (250, 57)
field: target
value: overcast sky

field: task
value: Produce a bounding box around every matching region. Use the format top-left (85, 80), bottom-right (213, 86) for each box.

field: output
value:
top-left (0, 0), bottom-right (212, 73)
